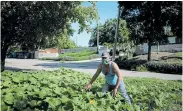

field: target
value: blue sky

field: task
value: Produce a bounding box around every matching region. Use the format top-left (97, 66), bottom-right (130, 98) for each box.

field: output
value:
top-left (70, 1), bottom-right (118, 47)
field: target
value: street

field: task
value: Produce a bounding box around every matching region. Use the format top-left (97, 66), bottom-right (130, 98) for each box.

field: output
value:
top-left (5, 58), bottom-right (182, 80)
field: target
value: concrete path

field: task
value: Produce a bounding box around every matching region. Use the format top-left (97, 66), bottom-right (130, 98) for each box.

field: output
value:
top-left (5, 58), bottom-right (182, 80)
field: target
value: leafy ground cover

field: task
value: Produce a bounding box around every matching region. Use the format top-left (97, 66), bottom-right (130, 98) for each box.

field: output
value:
top-left (1, 68), bottom-right (182, 111)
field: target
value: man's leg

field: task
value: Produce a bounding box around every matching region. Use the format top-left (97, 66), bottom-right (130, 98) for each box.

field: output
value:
top-left (102, 82), bottom-right (109, 95)
top-left (118, 81), bottom-right (132, 105)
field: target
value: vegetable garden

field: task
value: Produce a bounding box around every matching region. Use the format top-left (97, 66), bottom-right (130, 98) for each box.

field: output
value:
top-left (1, 68), bottom-right (182, 111)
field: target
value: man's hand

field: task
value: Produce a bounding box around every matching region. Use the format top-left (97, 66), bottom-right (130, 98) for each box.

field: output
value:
top-left (113, 88), bottom-right (118, 97)
top-left (84, 83), bottom-right (92, 90)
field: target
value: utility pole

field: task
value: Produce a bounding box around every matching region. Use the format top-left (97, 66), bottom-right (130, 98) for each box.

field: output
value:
top-left (112, 5), bottom-right (121, 61)
top-left (97, 22), bottom-right (99, 54)
top-left (76, 36), bottom-right (77, 46)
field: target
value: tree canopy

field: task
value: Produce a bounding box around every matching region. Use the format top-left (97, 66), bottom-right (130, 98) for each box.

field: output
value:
top-left (89, 19), bottom-right (130, 46)
top-left (1, 1), bottom-right (98, 71)
top-left (118, 1), bottom-right (182, 60)
top-left (89, 18), bottom-right (135, 57)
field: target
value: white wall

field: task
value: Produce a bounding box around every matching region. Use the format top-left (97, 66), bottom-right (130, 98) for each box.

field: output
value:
top-left (38, 53), bottom-right (59, 58)
top-left (34, 51), bottom-right (59, 59)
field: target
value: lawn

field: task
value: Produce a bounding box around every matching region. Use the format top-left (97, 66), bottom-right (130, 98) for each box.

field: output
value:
top-left (175, 52), bottom-right (182, 58)
top-left (1, 68), bottom-right (182, 111)
top-left (59, 50), bottom-right (99, 61)
top-left (40, 50), bottom-right (99, 61)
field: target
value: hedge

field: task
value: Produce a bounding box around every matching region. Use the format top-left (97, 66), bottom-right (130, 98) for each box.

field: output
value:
top-left (115, 59), bottom-right (182, 74)
top-left (145, 61), bottom-right (182, 74)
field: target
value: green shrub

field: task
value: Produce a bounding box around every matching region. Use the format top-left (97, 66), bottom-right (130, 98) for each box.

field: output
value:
top-left (115, 59), bottom-right (182, 74)
top-left (146, 61), bottom-right (182, 74)
top-left (136, 65), bottom-right (148, 72)
top-left (115, 59), bottom-right (147, 70)
top-left (119, 55), bottom-right (128, 61)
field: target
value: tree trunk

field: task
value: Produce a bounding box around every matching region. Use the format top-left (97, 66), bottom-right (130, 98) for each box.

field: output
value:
top-left (147, 42), bottom-right (152, 61)
top-left (1, 46), bottom-right (8, 72)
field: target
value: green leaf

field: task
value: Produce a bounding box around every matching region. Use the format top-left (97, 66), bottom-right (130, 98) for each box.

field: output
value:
top-left (54, 87), bottom-right (61, 95)
top-left (4, 93), bottom-right (14, 105)
top-left (12, 77), bottom-right (20, 83)
top-left (61, 96), bottom-right (70, 103)
top-left (1, 101), bottom-right (9, 111)
top-left (22, 107), bottom-right (32, 111)
top-left (29, 77), bottom-right (37, 85)
top-left (2, 81), bottom-right (11, 87)
top-left (134, 104), bottom-right (141, 111)
top-left (44, 97), bottom-right (61, 108)
top-left (13, 100), bottom-right (27, 110)
top-left (29, 100), bottom-right (38, 107)
top-left (38, 89), bottom-right (48, 99)
top-left (96, 92), bottom-right (104, 98)
top-left (72, 97), bottom-right (80, 105)
top-left (106, 106), bottom-right (112, 111)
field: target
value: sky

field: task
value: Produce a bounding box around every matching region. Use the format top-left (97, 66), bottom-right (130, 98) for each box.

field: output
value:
top-left (70, 1), bottom-right (118, 47)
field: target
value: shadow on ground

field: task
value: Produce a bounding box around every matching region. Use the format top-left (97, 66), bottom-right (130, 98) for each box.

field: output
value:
top-left (33, 60), bottom-right (101, 69)
top-left (5, 60), bottom-right (101, 71)
top-left (5, 66), bottom-right (39, 71)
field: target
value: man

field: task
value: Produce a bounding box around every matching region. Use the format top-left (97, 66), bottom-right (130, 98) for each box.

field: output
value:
top-left (84, 52), bottom-right (132, 105)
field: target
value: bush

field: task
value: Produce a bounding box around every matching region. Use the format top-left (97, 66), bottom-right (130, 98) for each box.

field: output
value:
top-left (136, 65), bottom-right (148, 72)
top-left (115, 59), bottom-right (182, 74)
top-left (115, 59), bottom-right (147, 70)
top-left (119, 55), bottom-right (128, 61)
top-left (146, 61), bottom-right (182, 74)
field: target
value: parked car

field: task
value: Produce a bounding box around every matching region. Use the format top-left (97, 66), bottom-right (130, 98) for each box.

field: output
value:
top-left (17, 52), bottom-right (30, 59)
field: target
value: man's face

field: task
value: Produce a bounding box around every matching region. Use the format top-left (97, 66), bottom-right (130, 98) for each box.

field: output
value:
top-left (102, 57), bottom-right (109, 65)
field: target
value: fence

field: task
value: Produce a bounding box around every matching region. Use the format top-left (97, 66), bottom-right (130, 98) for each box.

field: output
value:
top-left (151, 44), bottom-right (182, 52)
top-left (135, 44), bottom-right (182, 55)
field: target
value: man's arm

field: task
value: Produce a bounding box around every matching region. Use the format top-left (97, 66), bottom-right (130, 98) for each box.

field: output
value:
top-left (112, 62), bottom-right (123, 89)
top-left (89, 64), bottom-right (102, 84)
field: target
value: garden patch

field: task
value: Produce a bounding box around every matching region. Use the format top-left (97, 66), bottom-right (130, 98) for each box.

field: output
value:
top-left (1, 68), bottom-right (182, 111)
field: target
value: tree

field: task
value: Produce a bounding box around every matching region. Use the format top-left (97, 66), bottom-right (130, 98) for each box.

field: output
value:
top-left (89, 19), bottom-right (130, 46)
top-left (57, 28), bottom-right (77, 49)
top-left (1, 1), bottom-right (98, 71)
top-left (40, 22), bottom-right (76, 49)
top-left (89, 18), bottom-right (135, 57)
top-left (118, 1), bottom-right (182, 61)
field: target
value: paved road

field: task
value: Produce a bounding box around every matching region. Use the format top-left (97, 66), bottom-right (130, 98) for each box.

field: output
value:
top-left (5, 58), bottom-right (182, 80)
